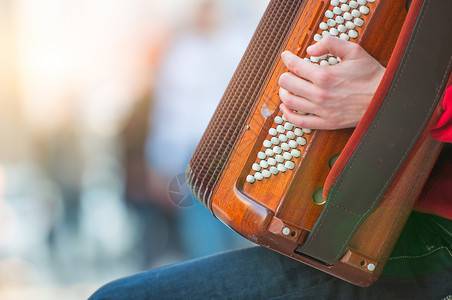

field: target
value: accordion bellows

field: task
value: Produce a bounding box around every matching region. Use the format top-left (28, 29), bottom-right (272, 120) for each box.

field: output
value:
top-left (186, 0), bottom-right (304, 206)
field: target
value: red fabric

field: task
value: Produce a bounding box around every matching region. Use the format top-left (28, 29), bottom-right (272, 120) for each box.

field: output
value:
top-left (414, 85), bottom-right (452, 220)
top-left (413, 145), bottom-right (452, 220)
top-left (430, 85), bottom-right (452, 143)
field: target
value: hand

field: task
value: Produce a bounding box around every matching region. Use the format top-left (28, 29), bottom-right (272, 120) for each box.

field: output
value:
top-left (278, 36), bottom-right (385, 130)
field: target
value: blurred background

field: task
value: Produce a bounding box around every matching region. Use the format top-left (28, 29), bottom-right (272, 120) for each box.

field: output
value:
top-left (0, 0), bottom-right (269, 298)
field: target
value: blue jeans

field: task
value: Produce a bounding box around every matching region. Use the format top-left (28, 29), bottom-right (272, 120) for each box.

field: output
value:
top-left (90, 212), bottom-right (452, 299)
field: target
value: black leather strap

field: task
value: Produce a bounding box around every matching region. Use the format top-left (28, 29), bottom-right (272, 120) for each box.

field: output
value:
top-left (296, 0), bottom-right (452, 265)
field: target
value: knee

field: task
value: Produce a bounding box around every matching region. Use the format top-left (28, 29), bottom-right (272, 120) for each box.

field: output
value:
top-left (89, 274), bottom-right (150, 300)
top-left (89, 279), bottom-right (124, 300)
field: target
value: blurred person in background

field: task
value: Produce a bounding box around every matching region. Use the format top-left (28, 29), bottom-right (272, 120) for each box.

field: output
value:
top-left (0, 0), bottom-right (266, 298)
top-left (144, 0), bottom-right (253, 263)
top-left (1, 0), bottom-right (177, 297)
top-left (119, 31), bottom-right (170, 269)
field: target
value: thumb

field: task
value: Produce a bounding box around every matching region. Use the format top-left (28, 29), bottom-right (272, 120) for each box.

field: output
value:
top-left (307, 36), bottom-right (357, 59)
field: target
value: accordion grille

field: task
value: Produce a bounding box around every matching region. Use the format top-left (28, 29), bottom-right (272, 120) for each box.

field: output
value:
top-left (186, 0), bottom-right (303, 206)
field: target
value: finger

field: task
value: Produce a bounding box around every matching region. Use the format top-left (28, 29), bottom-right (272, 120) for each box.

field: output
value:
top-left (280, 105), bottom-right (333, 130)
top-left (279, 87), bottom-right (319, 114)
top-left (278, 72), bottom-right (320, 101)
top-left (307, 36), bottom-right (358, 59)
top-left (281, 51), bottom-right (322, 82)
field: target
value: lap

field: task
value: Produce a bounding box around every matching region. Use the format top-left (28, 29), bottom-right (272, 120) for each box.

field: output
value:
top-left (90, 212), bottom-right (452, 300)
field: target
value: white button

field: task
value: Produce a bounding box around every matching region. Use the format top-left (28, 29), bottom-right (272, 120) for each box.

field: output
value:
top-left (294, 128), bottom-right (303, 136)
top-left (349, 30), bottom-right (358, 39)
top-left (283, 152), bottom-right (293, 161)
top-left (263, 140), bottom-right (272, 148)
top-left (260, 160), bottom-right (269, 169)
top-left (285, 161), bottom-right (296, 170)
top-left (271, 137), bottom-right (280, 145)
top-left (279, 134), bottom-right (288, 143)
top-left (289, 140), bottom-right (298, 148)
top-left (277, 164), bottom-right (287, 173)
top-left (252, 163), bottom-right (261, 171)
top-left (354, 18), bottom-right (364, 27)
top-left (337, 25), bottom-right (347, 33)
top-left (276, 125), bottom-right (285, 133)
top-left (329, 57), bottom-right (339, 65)
top-left (281, 143), bottom-right (290, 151)
top-left (340, 33), bottom-right (350, 41)
top-left (319, 54), bottom-right (328, 60)
top-left (284, 123), bottom-right (294, 131)
top-left (319, 22), bottom-right (328, 30)
top-left (357, 0), bottom-right (367, 5)
top-left (320, 60), bottom-right (329, 66)
top-left (246, 175), bottom-right (255, 183)
top-left (343, 12), bottom-right (353, 20)
top-left (273, 146), bottom-right (282, 154)
top-left (330, 0), bottom-right (340, 6)
top-left (262, 170), bottom-right (271, 178)
top-left (341, 4), bottom-right (350, 12)
top-left (274, 116), bottom-right (283, 124)
top-left (291, 149), bottom-right (301, 158)
top-left (275, 155), bottom-right (284, 163)
top-left (333, 7), bottom-right (342, 15)
top-left (325, 10), bottom-right (334, 19)
top-left (265, 149), bottom-right (274, 157)
top-left (254, 172), bottom-right (264, 181)
top-left (329, 28), bottom-right (339, 36)
top-left (360, 6), bottom-right (370, 15)
top-left (297, 137), bottom-right (307, 146)
top-left (351, 9), bottom-right (361, 18)
top-left (349, 1), bottom-right (358, 8)
top-left (270, 167), bottom-right (279, 175)
top-left (268, 158), bottom-right (276, 166)
top-left (269, 128), bottom-right (278, 136)
top-left (302, 128), bottom-right (312, 134)
top-left (346, 21), bottom-right (355, 30)
top-left (367, 263), bottom-right (376, 271)
top-left (314, 34), bottom-right (322, 42)
top-left (286, 131), bottom-right (296, 139)
top-left (282, 227), bottom-right (291, 235)
top-left (257, 152), bottom-right (266, 160)
top-left (327, 19), bottom-right (337, 27)
top-left (310, 56), bottom-right (320, 63)
top-left (335, 16), bottom-right (345, 24)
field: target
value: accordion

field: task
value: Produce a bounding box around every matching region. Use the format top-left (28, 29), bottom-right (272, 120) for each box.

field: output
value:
top-left (187, 0), bottom-right (452, 286)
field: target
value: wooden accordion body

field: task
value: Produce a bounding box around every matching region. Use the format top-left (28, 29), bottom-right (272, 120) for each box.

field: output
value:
top-left (186, 0), bottom-right (452, 286)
